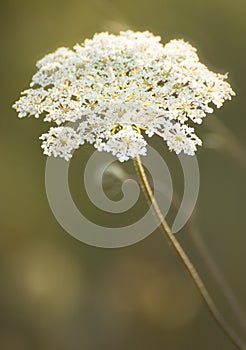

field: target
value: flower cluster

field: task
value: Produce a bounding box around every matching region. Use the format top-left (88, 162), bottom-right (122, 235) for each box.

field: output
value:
top-left (13, 31), bottom-right (235, 161)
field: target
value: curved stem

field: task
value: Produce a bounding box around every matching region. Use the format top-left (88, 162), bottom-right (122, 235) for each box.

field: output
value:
top-left (134, 154), bottom-right (246, 350)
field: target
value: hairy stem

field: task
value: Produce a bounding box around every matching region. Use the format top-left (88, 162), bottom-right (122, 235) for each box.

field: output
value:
top-left (134, 154), bottom-right (246, 350)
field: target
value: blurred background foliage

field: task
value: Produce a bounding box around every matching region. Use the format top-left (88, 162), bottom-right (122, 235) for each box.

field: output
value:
top-left (1, 0), bottom-right (246, 349)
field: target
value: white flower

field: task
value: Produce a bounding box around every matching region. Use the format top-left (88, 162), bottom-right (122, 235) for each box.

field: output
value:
top-left (98, 126), bottom-right (147, 162)
top-left (13, 31), bottom-right (235, 161)
top-left (39, 127), bottom-right (82, 161)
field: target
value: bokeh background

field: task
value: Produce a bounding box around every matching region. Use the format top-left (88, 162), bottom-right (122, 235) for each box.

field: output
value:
top-left (1, 0), bottom-right (246, 349)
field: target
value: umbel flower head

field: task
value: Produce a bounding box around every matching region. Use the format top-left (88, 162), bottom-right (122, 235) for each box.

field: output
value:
top-left (13, 31), bottom-right (235, 161)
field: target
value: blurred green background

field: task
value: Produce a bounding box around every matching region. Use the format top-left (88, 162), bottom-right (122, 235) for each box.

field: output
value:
top-left (1, 0), bottom-right (246, 349)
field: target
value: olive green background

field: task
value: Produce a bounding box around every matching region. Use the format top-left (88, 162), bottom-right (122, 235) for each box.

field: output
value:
top-left (1, 0), bottom-right (246, 349)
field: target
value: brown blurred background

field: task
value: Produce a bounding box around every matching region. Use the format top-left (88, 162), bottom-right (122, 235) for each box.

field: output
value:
top-left (1, 0), bottom-right (246, 349)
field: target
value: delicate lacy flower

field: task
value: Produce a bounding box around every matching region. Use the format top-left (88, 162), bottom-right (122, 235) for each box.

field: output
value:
top-left (98, 126), bottom-right (147, 162)
top-left (13, 31), bottom-right (235, 161)
top-left (40, 127), bottom-right (82, 161)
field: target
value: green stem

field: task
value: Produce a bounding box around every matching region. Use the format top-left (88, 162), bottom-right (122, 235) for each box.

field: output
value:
top-left (134, 154), bottom-right (246, 350)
